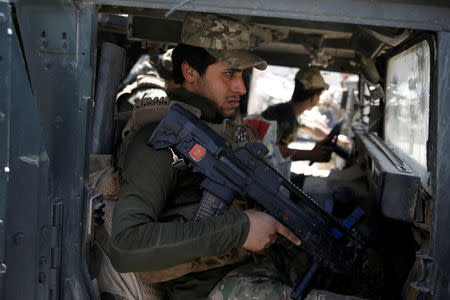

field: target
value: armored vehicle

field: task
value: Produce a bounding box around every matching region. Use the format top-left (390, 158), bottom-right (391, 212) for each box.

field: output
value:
top-left (1, 0), bottom-right (449, 299)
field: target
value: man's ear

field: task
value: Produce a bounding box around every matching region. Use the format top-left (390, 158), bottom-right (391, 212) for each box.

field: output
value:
top-left (181, 61), bottom-right (197, 84)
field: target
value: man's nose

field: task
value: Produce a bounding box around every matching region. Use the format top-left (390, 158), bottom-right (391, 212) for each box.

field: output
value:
top-left (232, 76), bottom-right (246, 95)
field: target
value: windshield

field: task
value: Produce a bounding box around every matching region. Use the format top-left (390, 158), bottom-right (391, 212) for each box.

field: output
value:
top-left (384, 40), bottom-right (431, 187)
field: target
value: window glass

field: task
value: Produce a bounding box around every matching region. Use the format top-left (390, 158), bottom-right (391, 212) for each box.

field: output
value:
top-left (384, 40), bottom-right (430, 186)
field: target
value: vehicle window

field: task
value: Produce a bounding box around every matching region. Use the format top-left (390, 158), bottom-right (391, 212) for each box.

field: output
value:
top-left (361, 83), bottom-right (372, 125)
top-left (247, 65), bottom-right (357, 176)
top-left (247, 65), bottom-right (298, 115)
top-left (384, 40), bottom-right (431, 186)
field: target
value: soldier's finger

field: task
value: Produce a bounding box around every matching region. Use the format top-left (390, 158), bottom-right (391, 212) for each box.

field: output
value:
top-left (276, 222), bottom-right (301, 246)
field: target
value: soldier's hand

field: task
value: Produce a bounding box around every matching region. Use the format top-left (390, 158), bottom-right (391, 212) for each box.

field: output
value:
top-left (310, 139), bottom-right (332, 162)
top-left (337, 134), bottom-right (350, 146)
top-left (242, 209), bottom-right (301, 252)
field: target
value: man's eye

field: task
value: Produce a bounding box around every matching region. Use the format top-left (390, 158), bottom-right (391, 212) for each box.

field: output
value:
top-left (224, 71), bottom-right (233, 78)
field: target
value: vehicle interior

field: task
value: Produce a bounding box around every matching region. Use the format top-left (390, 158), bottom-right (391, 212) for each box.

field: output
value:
top-left (91, 6), bottom-right (441, 299)
top-left (2, 1), bottom-right (449, 299)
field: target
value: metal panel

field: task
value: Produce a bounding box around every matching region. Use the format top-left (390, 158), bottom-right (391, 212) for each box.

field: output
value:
top-left (356, 132), bottom-right (421, 221)
top-left (0, 2), bottom-right (11, 297)
top-left (253, 50), bottom-right (359, 73)
top-left (14, 0), bottom-right (97, 298)
top-left (94, 0), bottom-right (450, 31)
top-left (0, 2), bottom-right (51, 299)
top-left (91, 42), bottom-right (126, 154)
top-left (130, 15), bottom-right (182, 43)
top-left (434, 31), bottom-right (450, 282)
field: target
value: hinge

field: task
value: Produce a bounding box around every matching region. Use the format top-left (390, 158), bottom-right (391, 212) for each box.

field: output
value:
top-left (410, 252), bottom-right (438, 295)
top-left (414, 188), bottom-right (431, 231)
top-left (87, 188), bottom-right (104, 239)
top-left (86, 189), bottom-right (105, 279)
top-left (49, 200), bottom-right (63, 300)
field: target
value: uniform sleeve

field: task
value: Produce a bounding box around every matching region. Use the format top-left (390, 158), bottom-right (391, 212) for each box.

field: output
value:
top-left (109, 127), bottom-right (250, 272)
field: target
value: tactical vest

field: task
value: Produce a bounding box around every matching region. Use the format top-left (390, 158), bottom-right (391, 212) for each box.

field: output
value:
top-left (89, 96), bottom-right (253, 291)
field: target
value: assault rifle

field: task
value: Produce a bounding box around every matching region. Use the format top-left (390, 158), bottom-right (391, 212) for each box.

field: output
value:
top-left (309, 119), bottom-right (349, 165)
top-left (324, 119), bottom-right (349, 159)
top-left (147, 104), bottom-right (366, 299)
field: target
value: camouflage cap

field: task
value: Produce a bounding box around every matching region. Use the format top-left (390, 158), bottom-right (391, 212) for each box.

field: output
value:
top-left (181, 13), bottom-right (267, 70)
top-left (295, 68), bottom-right (329, 90)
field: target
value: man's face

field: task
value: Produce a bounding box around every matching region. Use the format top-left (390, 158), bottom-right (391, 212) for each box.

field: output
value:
top-left (192, 62), bottom-right (247, 118)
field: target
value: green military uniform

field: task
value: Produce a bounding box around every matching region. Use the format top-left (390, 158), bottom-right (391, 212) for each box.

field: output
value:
top-left (111, 88), bottom-right (304, 299)
top-left (103, 11), bottom-right (376, 300)
top-left (110, 88), bottom-right (251, 298)
top-left (261, 102), bottom-right (299, 146)
top-left (109, 13), bottom-right (317, 300)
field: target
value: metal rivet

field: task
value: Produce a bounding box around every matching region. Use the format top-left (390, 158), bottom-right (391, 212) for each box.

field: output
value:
top-left (40, 41), bottom-right (48, 50)
top-left (68, 62), bottom-right (76, 72)
top-left (0, 13), bottom-right (6, 26)
top-left (0, 112), bottom-right (5, 122)
top-left (61, 32), bottom-right (68, 50)
top-left (41, 58), bottom-right (51, 70)
top-left (39, 272), bottom-right (46, 283)
top-left (14, 232), bottom-right (24, 244)
top-left (0, 263), bottom-right (7, 274)
top-left (54, 116), bottom-right (63, 128)
top-left (40, 31), bottom-right (47, 50)
top-left (39, 256), bottom-right (47, 264)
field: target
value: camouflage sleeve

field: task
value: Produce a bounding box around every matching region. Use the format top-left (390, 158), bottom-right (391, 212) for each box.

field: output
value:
top-left (261, 105), bottom-right (295, 146)
top-left (110, 126), bottom-right (250, 272)
top-left (261, 105), bottom-right (277, 121)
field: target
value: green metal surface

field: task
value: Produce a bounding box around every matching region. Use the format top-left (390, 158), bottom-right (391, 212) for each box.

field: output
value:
top-left (94, 0), bottom-right (450, 31)
top-left (0, 2), bottom-right (51, 299)
top-left (10, 0), bottom-right (97, 298)
top-left (0, 2), bottom-right (11, 297)
top-left (434, 30), bottom-right (450, 284)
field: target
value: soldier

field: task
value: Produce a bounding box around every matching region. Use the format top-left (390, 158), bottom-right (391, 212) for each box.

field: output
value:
top-left (109, 13), bottom-right (302, 300)
top-left (261, 68), bottom-right (333, 163)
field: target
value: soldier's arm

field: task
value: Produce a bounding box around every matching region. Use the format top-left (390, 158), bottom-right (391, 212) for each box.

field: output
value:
top-left (279, 144), bottom-right (331, 162)
top-left (109, 127), bottom-right (250, 272)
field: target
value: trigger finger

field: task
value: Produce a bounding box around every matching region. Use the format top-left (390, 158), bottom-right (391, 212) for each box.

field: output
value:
top-left (276, 222), bottom-right (301, 246)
